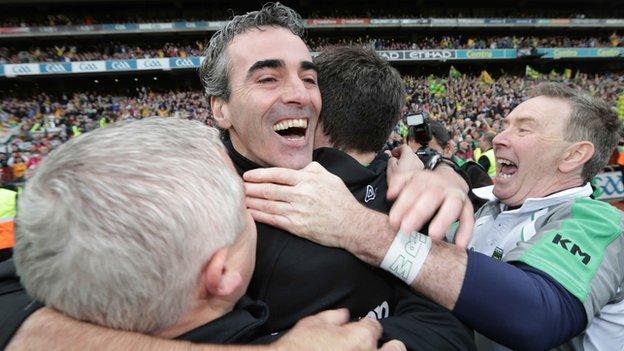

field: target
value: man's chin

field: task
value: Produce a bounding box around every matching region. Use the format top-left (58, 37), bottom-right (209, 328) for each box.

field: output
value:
top-left (493, 184), bottom-right (512, 202)
top-left (279, 159), bottom-right (312, 170)
top-left (269, 154), bottom-right (312, 170)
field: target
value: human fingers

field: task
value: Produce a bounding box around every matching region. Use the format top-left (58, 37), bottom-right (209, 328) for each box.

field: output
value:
top-left (349, 317), bottom-right (383, 348)
top-left (243, 167), bottom-right (304, 185)
top-left (380, 340), bottom-right (407, 351)
top-left (453, 200), bottom-right (475, 249)
top-left (245, 196), bottom-right (292, 216)
top-left (248, 209), bottom-right (292, 232)
top-left (426, 189), bottom-right (467, 242)
top-left (244, 182), bottom-right (297, 202)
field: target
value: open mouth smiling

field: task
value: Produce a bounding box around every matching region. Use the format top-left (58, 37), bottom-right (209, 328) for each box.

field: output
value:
top-left (497, 158), bottom-right (518, 179)
top-left (272, 118), bottom-right (308, 140)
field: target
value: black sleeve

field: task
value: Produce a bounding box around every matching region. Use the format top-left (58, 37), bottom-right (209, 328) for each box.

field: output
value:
top-left (378, 279), bottom-right (476, 351)
top-left (0, 259), bottom-right (44, 349)
top-left (477, 155), bottom-right (490, 172)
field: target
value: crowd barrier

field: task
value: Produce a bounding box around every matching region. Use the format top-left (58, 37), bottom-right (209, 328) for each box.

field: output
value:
top-left (2, 47), bottom-right (623, 78)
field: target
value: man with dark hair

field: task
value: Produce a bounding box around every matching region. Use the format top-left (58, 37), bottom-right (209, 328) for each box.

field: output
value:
top-left (313, 46), bottom-right (405, 212)
top-left (314, 46), bottom-right (404, 157)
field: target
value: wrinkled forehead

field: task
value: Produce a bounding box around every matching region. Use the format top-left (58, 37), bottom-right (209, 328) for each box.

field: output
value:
top-left (226, 26), bottom-right (312, 75)
top-left (505, 96), bottom-right (571, 129)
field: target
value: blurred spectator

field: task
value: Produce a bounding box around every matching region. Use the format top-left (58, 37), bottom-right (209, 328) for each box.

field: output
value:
top-left (8, 151), bottom-right (27, 182)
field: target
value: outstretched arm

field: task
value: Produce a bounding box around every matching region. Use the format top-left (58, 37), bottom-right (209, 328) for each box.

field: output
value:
top-left (7, 307), bottom-right (402, 351)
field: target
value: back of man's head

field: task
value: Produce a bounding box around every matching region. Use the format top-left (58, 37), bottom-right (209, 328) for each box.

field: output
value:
top-left (200, 2), bottom-right (305, 103)
top-left (533, 82), bottom-right (622, 182)
top-left (315, 46), bottom-right (405, 153)
top-left (14, 117), bottom-right (245, 334)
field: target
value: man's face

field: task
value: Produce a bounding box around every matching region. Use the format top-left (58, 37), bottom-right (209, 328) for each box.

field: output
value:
top-left (214, 26), bottom-right (321, 169)
top-left (493, 96), bottom-right (573, 206)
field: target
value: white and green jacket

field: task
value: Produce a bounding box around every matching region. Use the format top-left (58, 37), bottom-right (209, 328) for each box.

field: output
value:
top-left (465, 184), bottom-right (624, 351)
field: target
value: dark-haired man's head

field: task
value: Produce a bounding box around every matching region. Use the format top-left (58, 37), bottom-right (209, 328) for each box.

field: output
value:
top-left (202, 3), bottom-right (321, 170)
top-left (313, 46), bottom-right (405, 161)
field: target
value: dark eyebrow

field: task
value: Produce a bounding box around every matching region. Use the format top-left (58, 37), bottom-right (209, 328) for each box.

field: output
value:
top-left (300, 61), bottom-right (317, 73)
top-left (246, 59), bottom-right (285, 79)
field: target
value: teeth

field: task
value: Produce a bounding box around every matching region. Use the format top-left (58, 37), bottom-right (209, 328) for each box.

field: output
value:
top-left (272, 118), bottom-right (308, 131)
top-left (497, 158), bottom-right (515, 166)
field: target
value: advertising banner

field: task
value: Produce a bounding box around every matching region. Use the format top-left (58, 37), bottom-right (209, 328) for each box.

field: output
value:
top-left (3, 63), bottom-right (40, 77)
top-left (71, 61), bottom-right (107, 73)
top-left (39, 62), bottom-right (72, 74)
top-left (106, 60), bottom-right (138, 71)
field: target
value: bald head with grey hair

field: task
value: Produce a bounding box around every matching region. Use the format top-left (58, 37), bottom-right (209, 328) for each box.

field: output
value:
top-left (14, 117), bottom-right (245, 334)
top-left (199, 2), bottom-right (305, 103)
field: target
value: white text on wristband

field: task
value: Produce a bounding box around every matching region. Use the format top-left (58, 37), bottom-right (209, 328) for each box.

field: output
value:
top-left (379, 231), bottom-right (432, 285)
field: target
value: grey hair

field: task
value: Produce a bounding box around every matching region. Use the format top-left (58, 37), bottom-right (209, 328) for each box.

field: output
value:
top-left (533, 82), bottom-right (622, 182)
top-left (14, 117), bottom-right (245, 334)
top-left (199, 2), bottom-right (305, 103)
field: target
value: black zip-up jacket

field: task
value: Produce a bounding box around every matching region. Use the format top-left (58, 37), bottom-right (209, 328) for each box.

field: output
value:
top-left (229, 140), bottom-right (474, 350)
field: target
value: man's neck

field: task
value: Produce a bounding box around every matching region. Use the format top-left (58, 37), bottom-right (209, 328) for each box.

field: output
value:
top-left (505, 176), bottom-right (586, 208)
top-left (345, 149), bottom-right (377, 165)
top-left (156, 298), bottom-right (235, 338)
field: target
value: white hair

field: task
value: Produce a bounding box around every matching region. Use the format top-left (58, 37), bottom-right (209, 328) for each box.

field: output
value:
top-left (14, 117), bottom-right (245, 333)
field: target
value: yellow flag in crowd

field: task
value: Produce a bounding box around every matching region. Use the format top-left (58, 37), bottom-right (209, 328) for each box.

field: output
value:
top-left (563, 68), bottom-right (573, 80)
top-left (617, 94), bottom-right (624, 120)
top-left (449, 65), bottom-right (462, 78)
top-left (480, 70), bottom-right (494, 84)
top-left (525, 65), bottom-right (541, 79)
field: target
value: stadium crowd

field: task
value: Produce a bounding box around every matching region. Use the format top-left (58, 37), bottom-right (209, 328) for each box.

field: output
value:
top-left (1, 70), bottom-right (621, 186)
top-left (0, 41), bottom-right (205, 64)
top-left (0, 89), bottom-right (211, 183)
top-left (0, 7), bottom-right (616, 28)
top-left (1, 33), bottom-right (622, 64)
top-left (309, 33), bottom-right (623, 51)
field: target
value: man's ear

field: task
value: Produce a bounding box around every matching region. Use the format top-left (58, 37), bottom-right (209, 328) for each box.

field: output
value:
top-left (210, 96), bottom-right (232, 129)
top-left (200, 247), bottom-right (243, 297)
top-left (559, 141), bottom-right (595, 174)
